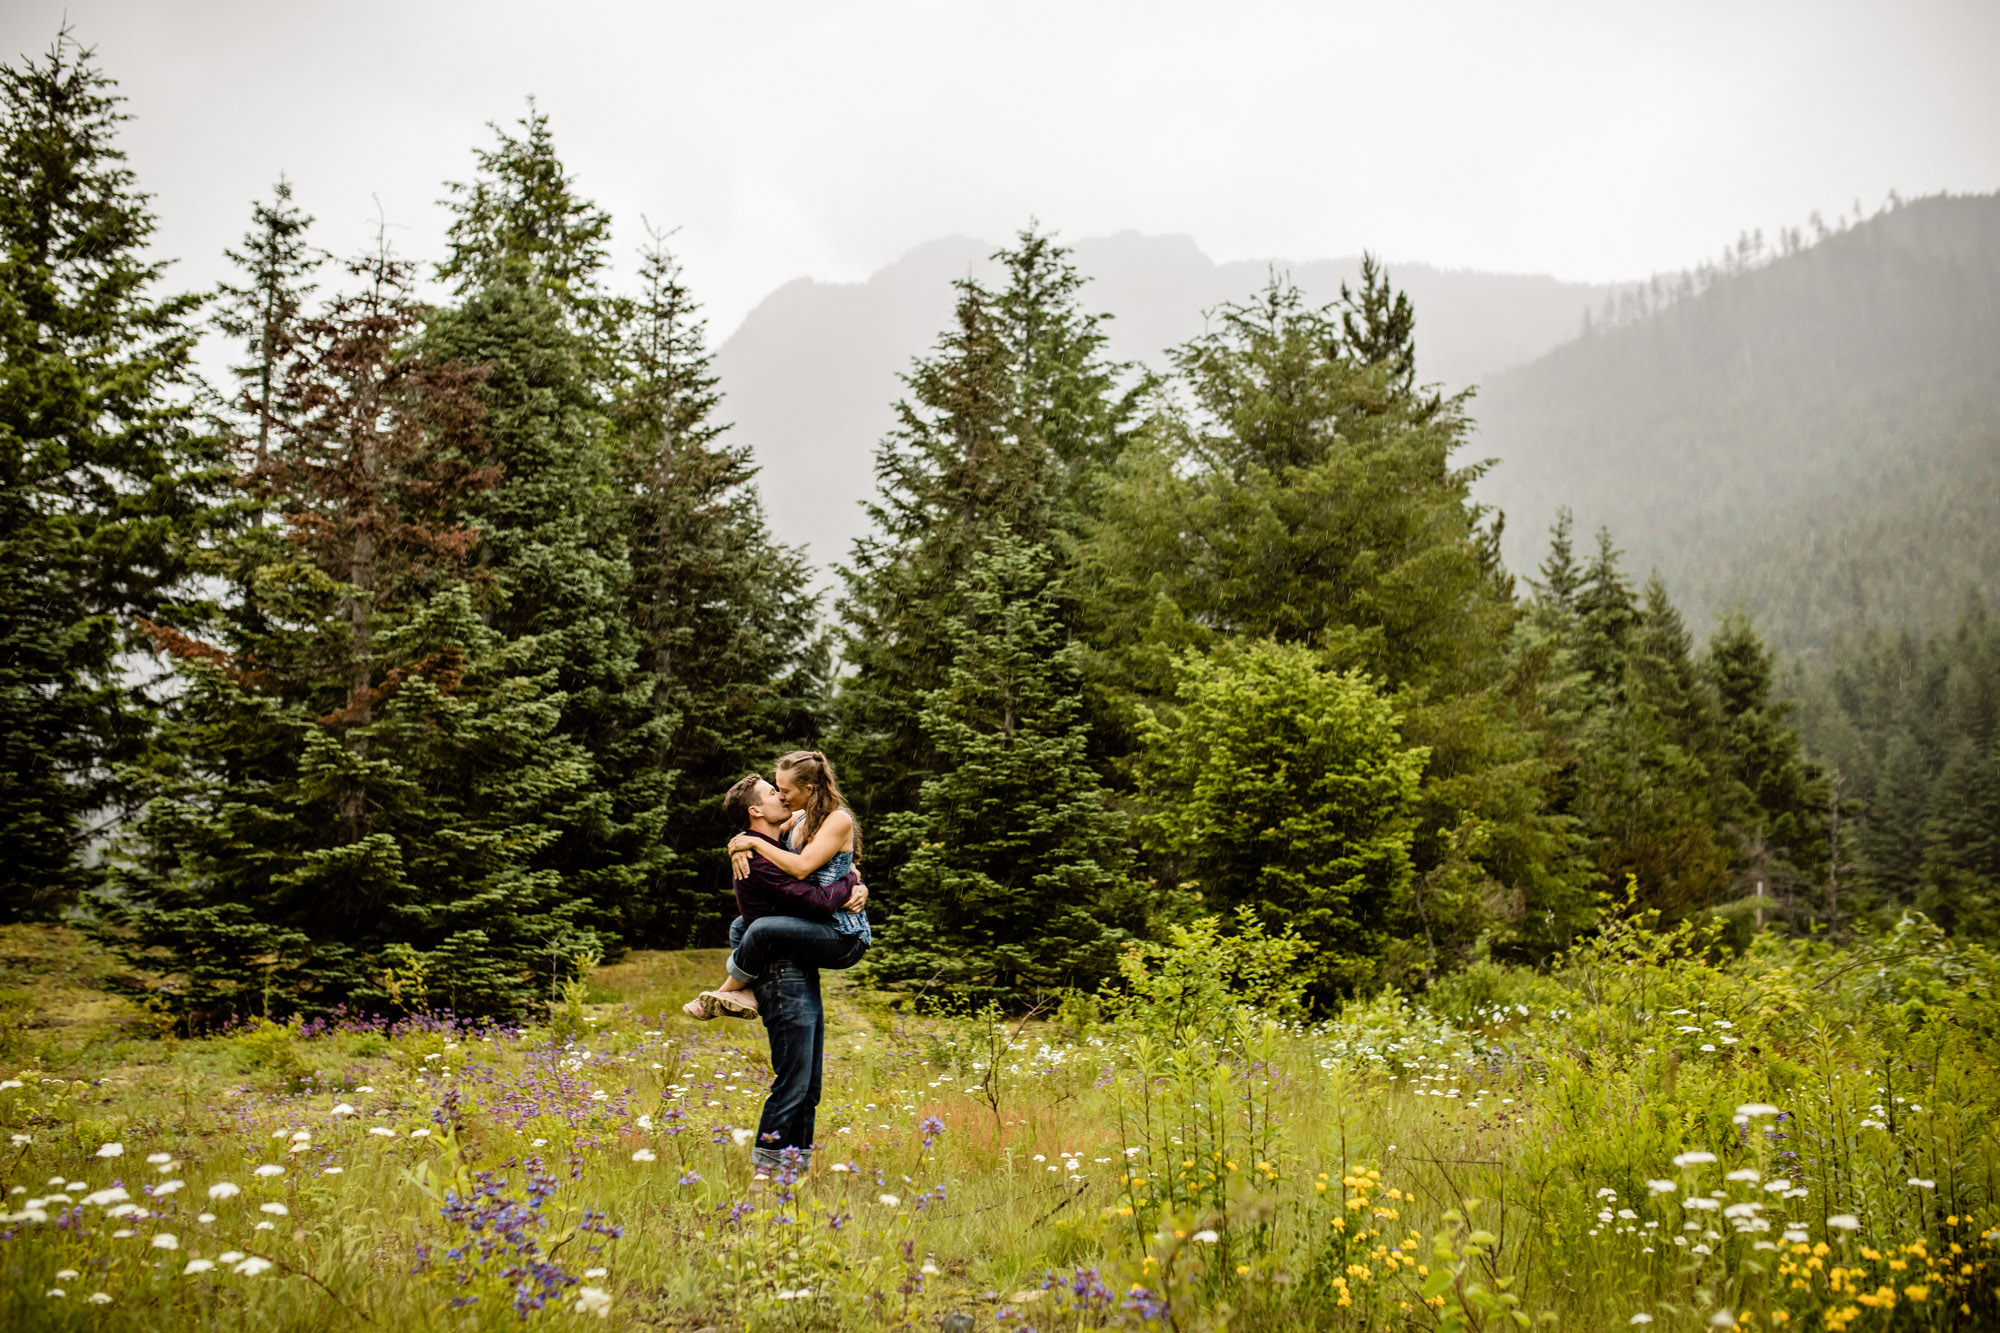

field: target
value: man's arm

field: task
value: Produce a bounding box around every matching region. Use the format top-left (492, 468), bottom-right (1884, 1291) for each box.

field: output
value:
top-left (746, 855), bottom-right (861, 911)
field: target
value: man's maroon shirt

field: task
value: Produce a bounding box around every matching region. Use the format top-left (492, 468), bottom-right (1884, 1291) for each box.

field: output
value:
top-left (732, 829), bottom-right (859, 925)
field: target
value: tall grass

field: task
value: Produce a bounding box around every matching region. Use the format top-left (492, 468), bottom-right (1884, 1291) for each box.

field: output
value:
top-left (0, 911), bottom-right (1994, 1330)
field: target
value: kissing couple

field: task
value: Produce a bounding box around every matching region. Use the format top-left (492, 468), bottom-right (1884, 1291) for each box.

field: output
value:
top-left (682, 749), bottom-right (870, 1172)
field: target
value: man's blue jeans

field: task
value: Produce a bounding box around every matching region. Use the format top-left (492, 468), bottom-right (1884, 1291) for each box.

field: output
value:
top-left (727, 916), bottom-right (862, 1172)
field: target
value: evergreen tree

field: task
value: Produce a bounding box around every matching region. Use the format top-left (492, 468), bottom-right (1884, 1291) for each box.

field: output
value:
top-left (423, 279), bottom-right (657, 931)
top-left (109, 240), bottom-right (601, 1020)
top-left (0, 31), bottom-right (224, 918)
top-left (438, 100), bottom-right (610, 335)
top-left (608, 224), bottom-right (827, 943)
top-left (839, 227), bottom-right (1130, 837)
top-left (427, 109), bottom-right (667, 936)
top-left (1135, 639), bottom-right (1428, 999)
top-left (1703, 615), bottom-right (1829, 914)
top-left (1085, 271), bottom-right (1590, 968)
top-left (866, 533), bottom-right (1135, 1005)
top-left (214, 177), bottom-right (320, 500)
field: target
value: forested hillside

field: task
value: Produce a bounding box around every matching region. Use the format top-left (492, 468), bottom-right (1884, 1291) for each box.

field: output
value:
top-left (1472, 193), bottom-right (2000, 659)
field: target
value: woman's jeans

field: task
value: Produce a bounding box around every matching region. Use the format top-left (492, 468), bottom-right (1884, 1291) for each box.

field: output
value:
top-left (726, 916), bottom-right (866, 1172)
top-left (727, 913), bottom-right (867, 984)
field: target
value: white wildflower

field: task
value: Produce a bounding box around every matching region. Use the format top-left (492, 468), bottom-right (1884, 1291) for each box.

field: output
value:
top-left (1647, 1179), bottom-right (1676, 1194)
top-left (631, 1149), bottom-right (657, 1162)
top-left (260, 1202), bottom-right (288, 1216)
top-left (153, 1232), bottom-right (179, 1249)
top-left (1192, 1229), bottom-right (1220, 1243)
top-left (184, 1259), bottom-right (215, 1274)
top-left (574, 1286), bottom-right (611, 1317)
top-left (878, 1193), bottom-right (901, 1206)
top-left (252, 1164), bottom-right (284, 1178)
top-left (1672, 1152), bottom-right (1717, 1168)
top-left (1828, 1214), bottom-right (1861, 1231)
top-left (96, 1142), bottom-right (124, 1158)
top-left (233, 1256), bottom-right (273, 1276)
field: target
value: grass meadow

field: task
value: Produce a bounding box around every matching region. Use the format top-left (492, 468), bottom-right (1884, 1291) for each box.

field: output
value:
top-left (1, 910), bottom-right (1996, 1332)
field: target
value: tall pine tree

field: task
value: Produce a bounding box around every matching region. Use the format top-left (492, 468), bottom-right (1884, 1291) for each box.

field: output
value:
top-left (838, 227), bottom-right (1132, 843)
top-left (866, 532), bottom-right (1136, 1005)
top-left (608, 224), bottom-right (826, 943)
top-left (110, 239), bottom-right (602, 1020)
top-left (0, 31), bottom-right (225, 918)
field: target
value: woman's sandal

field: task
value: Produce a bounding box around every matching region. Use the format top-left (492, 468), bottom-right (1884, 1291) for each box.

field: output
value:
top-left (704, 989), bottom-right (759, 1019)
top-left (682, 994), bottom-right (717, 1020)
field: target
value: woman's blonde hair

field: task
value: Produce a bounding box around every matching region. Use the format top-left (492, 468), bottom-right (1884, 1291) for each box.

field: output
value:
top-left (775, 749), bottom-right (860, 861)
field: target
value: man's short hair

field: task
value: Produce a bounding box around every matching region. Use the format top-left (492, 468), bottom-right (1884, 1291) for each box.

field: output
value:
top-left (723, 772), bottom-right (766, 829)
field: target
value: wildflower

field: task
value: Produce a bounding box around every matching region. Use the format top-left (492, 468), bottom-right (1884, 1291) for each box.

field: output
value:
top-left (260, 1202), bottom-right (288, 1216)
top-left (56, 1270), bottom-right (78, 1280)
top-left (233, 1256), bottom-right (273, 1276)
top-left (330, 1103), bottom-right (357, 1117)
top-left (218, 1251), bottom-right (245, 1264)
top-left (46, 1289), bottom-right (65, 1299)
top-left (1685, 1197), bottom-right (1720, 1211)
top-left (574, 1286), bottom-right (612, 1317)
top-left (83, 1186), bottom-right (130, 1206)
top-left (1908, 1178), bottom-right (1935, 1189)
top-left (1709, 1312), bottom-right (1736, 1327)
top-left (1858, 1118), bottom-right (1887, 1130)
top-left (183, 1259), bottom-right (215, 1275)
top-left (88, 1292), bottom-right (112, 1304)
top-left (631, 1149), bottom-right (657, 1162)
top-left (96, 1142), bottom-right (124, 1158)
top-left (368, 1127), bottom-right (397, 1138)
top-left (879, 1193), bottom-right (901, 1207)
top-left (1192, 1229), bottom-right (1220, 1243)
top-left (1828, 1215), bottom-right (1862, 1231)
top-left (197, 1213), bottom-right (216, 1223)
top-left (1725, 1169), bottom-right (1761, 1182)
top-left (323, 1167), bottom-right (342, 1175)
top-left (1647, 1180), bottom-right (1676, 1194)
top-left (152, 1233), bottom-right (179, 1249)
top-left (731, 1128), bottom-right (755, 1147)
top-left (146, 1152), bottom-right (173, 1164)
top-left (1673, 1152), bottom-right (1717, 1168)
top-left (155, 1180), bottom-right (184, 1195)
top-left (252, 1164), bottom-right (284, 1178)
top-left (1764, 1179), bottom-right (1792, 1192)
top-left (409, 1129), bottom-right (430, 1139)
top-left (677, 1170), bottom-right (701, 1185)
top-left (1631, 1318), bottom-right (1654, 1326)
top-left (1736, 1104), bottom-right (1780, 1118)
top-left (636, 1114), bottom-right (653, 1130)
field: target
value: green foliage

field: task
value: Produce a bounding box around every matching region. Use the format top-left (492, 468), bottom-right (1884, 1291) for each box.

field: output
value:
top-left (1107, 909), bottom-right (1311, 1040)
top-left (608, 224), bottom-right (828, 944)
top-left (1136, 640), bottom-right (1427, 998)
top-left (1789, 595), bottom-right (2000, 938)
top-left (866, 532), bottom-right (1136, 1006)
top-left (837, 226), bottom-right (1136, 840)
top-left (106, 245), bottom-right (604, 1020)
top-left (0, 30), bottom-right (225, 918)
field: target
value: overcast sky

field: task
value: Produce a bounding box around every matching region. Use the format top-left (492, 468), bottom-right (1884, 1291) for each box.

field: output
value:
top-left (6, 0), bottom-right (1997, 338)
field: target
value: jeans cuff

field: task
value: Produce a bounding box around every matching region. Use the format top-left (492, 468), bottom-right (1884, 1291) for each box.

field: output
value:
top-left (726, 950), bottom-right (757, 984)
top-left (751, 1145), bottom-right (811, 1174)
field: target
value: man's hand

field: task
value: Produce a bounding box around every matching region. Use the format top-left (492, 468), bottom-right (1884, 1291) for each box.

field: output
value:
top-left (726, 832), bottom-right (759, 855)
top-left (730, 848), bottom-right (752, 880)
top-left (842, 879), bottom-right (868, 913)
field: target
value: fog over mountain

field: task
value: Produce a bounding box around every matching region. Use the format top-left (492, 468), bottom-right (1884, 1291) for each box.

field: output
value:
top-left (1472, 192), bottom-right (2000, 657)
top-left (717, 235), bottom-right (1629, 581)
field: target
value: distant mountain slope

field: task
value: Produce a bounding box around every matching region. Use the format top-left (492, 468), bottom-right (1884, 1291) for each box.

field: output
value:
top-left (715, 233), bottom-right (1627, 580)
top-left (1472, 194), bottom-right (2000, 659)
